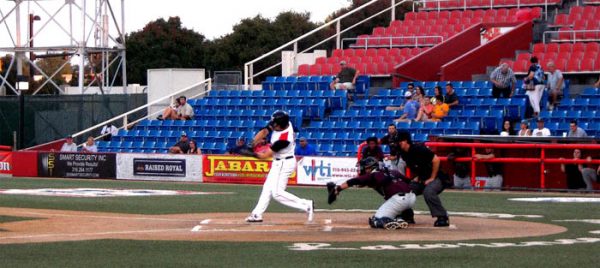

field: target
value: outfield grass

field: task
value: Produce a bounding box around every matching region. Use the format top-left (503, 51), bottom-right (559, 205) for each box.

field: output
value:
top-left (0, 177), bottom-right (599, 267)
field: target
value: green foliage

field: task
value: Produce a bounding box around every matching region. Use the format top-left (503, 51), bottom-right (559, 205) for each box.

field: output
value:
top-left (125, 17), bottom-right (207, 84)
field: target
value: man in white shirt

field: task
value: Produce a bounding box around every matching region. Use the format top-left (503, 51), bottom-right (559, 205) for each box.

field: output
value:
top-left (82, 136), bottom-right (98, 153)
top-left (532, 119), bottom-right (551, 137)
top-left (100, 124), bottom-right (118, 141)
top-left (546, 61), bottom-right (564, 111)
top-left (60, 136), bottom-right (78, 152)
top-left (176, 96), bottom-right (194, 120)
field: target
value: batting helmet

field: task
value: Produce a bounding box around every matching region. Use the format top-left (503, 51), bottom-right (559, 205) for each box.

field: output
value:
top-left (269, 110), bottom-right (290, 129)
top-left (359, 156), bottom-right (379, 175)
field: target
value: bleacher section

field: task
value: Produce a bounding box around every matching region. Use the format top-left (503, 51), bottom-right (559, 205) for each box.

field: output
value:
top-left (512, 42), bottom-right (600, 72)
top-left (421, 0), bottom-right (560, 10)
top-left (97, 77), bottom-right (599, 156)
top-left (551, 6), bottom-right (600, 42)
top-left (298, 8), bottom-right (541, 76)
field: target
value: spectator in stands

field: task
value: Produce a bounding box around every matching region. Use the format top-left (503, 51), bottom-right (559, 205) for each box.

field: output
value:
top-left (380, 124), bottom-right (406, 174)
top-left (449, 147), bottom-right (471, 190)
top-left (595, 75), bottom-right (600, 88)
top-left (474, 148), bottom-right (503, 191)
top-left (433, 85), bottom-right (445, 103)
top-left (560, 149), bottom-right (588, 190)
top-left (254, 137), bottom-right (271, 154)
top-left (188, 140), bottom-right (201, 155)
top-left (159, 97), bottom-right (180, 120)
top-left (82, 136), bottom-right (98, 153)
top-left (60, 135), bottom-right (78, 152)
top-left (227, 137), bottom-right (248, 155)
top-left (169, 131), bottom-right (190, 154)
top-left (415, 96), bottom-right (434, 122)
top-left (295, 137), bottom-right (316, 156)
top-left (500, 120), bottom-right (516, 136)
top-left (525, 56), bottom-right (545, 117)
top-left (546, 61), bottom-right (564, 111)
top-left (394, 91), bottom-right (420, 122)
top-left (361, 137), bottom-right (384, 161)
top-left (330, 60), bottom-right (359, 101)
top-left (518, 120), bottom-right (532, 136)
top-left (405, 83), bottom-right (415, 94)
top-left (532, 118), bottom-right (551, 137)
top-left (414, 85), bottom-right (425, 103)
top-left (430, 95), bottom-right (449, 122)
top-left (567, 120), bottom-right (587, 138)
top-left (490, 63), bottom-right (516, 98)
top-left (100, 123), bottom-right (118, 141)
top-left (162, 96), bottom-right (194, 120)
top-left (444, 84), bottom-right (459, 108)
top-left (578, 154), bottom-right (599, 191)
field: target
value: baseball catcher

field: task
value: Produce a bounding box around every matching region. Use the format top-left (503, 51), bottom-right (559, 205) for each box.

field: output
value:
top-left (327, 156), bottom-right (416, 230)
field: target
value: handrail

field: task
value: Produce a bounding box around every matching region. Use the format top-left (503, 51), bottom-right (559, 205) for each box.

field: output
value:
top-left (343, 35), bottom-right (444, 49)
top-left (71, 78), bottom-right (212, 141)
top-left (244, 0), bottom-right (410, 89)
top-left (543, 29), bottom-right (600, 43)
top-left (419, 0), bottom-right (550, 20)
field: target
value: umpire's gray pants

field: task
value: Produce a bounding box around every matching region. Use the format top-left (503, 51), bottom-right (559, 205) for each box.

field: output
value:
top-left (423, 178), bottom-right (448, 218)
top-left (374, 192), bottom-right (416, 219)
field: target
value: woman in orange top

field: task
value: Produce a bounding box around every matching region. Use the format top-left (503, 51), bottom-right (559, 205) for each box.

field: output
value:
top-left (430, 95), bottom-right (449, 122)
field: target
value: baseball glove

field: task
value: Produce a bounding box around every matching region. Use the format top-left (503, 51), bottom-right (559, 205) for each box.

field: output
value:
top-left (327, 182), bottom-right (338, 204)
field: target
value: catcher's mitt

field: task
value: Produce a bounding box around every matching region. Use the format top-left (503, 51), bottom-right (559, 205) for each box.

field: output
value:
top-left (326, 182), bottom-right (339, 204)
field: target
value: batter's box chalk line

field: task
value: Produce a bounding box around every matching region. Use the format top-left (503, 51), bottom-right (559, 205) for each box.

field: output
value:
top-left (590, 230), bottom-right (600, 235)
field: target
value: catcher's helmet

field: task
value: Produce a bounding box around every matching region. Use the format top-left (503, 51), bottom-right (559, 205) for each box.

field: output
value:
top-left (270, 110), bottom-right (290, 129)
top-left (359, 156), bottom-right (379, 175)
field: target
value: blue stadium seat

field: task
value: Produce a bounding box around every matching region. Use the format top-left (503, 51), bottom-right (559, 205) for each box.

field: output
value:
top-left (461, 81), bottom-right (474, 89)
top-left (296, 76), bottom-right (310, 91)
top-left (284, 77), bottom-right (297, 90)
top-left (473, 81), bottom-right (490, 89)
top-left (478, 88), bottom-right (492, 96)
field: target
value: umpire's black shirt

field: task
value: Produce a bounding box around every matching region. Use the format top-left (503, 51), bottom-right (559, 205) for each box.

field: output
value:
top-left (399, 144), bottom-right (434, 181)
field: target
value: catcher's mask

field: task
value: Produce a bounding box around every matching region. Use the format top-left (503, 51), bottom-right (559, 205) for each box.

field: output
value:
top-left (359, 157), bottom-right (379, 175)
top-left (269, 110), bottom-right (290, 129)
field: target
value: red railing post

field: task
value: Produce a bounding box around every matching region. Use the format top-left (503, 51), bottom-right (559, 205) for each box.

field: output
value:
top-left (470, 145), bottom-right (476, 188)
top-left (540, 148), bottom-right (546, 190)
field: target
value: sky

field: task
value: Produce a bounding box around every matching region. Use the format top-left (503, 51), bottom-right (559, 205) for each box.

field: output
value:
top-left (0, 0), bottom-right (352, 48)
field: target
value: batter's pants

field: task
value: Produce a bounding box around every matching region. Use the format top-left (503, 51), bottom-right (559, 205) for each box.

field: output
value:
top-left (250, 157), bottom-right (311, 217)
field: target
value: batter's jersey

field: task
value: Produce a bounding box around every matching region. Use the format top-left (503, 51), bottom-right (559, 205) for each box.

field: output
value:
top-left (270, 122), bottom-right (295, 158)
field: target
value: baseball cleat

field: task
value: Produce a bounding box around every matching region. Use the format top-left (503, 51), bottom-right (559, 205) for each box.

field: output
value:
top-left (307, 200), bottom-right (314, 222)
top-left (384, 220), bottom-right (409, 230)
top-left (245, 214), bottom-right (263, 223)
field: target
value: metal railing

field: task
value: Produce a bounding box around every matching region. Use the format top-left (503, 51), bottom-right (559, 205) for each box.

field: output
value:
top-left (72, 78), bottom-right (212, 143)
top-left (543, 29), bottom-right (600, 43)
top-left (244, 0), bottom-right (411, 89)
top-left (418, 0), bottom-right (551, 20)
top-left (344, 35), bottom-right (444, 49)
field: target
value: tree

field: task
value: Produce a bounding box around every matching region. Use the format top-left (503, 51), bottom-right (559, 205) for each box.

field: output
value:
top-left (125, 17), bottom-right (207, 84)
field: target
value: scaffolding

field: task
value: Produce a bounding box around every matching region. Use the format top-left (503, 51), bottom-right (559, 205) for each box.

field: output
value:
top-left (0, 0), bottom-right (127, 95)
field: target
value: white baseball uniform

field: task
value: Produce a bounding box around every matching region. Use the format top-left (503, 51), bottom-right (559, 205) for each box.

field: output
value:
top-left (249, 122), bottom-right (313, 219)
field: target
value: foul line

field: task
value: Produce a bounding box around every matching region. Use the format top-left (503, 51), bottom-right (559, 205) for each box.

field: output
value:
top-left (0, 228), bottom-right (190, 240)
top-left (13, 211), bottom-right (200, 222)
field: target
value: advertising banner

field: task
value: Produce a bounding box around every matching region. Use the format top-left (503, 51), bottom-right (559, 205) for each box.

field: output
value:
top-left (296, 156), bottom-right (358, 186)
top-left (202, 155), bottom-right (296, 184)
top-left (116, 154), bottom-right (202, 182)
top-left (38, 152), bottom-right (116, 179)
top-left (0, 152), bottom-right (12, 176)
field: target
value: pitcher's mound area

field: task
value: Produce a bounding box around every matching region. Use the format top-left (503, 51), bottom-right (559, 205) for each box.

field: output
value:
top-left (0, 207), bottom-right (566, 244)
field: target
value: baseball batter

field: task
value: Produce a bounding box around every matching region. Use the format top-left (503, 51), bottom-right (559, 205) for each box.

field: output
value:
top-left (245, 111), bottom-right (314, 223)
top-left (327, 157), bottom-right (416, 230)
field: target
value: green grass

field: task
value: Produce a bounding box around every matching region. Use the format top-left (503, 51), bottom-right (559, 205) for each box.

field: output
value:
top-left (0, 177), bottom-right (599, 267)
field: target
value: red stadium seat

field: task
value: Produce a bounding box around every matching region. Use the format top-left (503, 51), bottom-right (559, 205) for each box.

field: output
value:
top-left (416, 12), bottom-right (428, 20)
top-left (315, 57), bottom-right (327, 64)
top-left (309, 64), bottom-right (321, 75)
top-left (349, 56), bottom-right (362, 64)
top-left (553, 14), bottom-right (569, 26)
top-left (343, 49), bottom-right (355, 57)
top-left (586, 43), bottom-right (600, 53)
top-left (297, 64), bottom-right (310, 76)
top-left (365, 63), bottom-right (378, 75)
top-left (376, 48), bottom-right (389, 57)
top-left (372, 27), bottom-right (386, 36)
top-left (580, 59), bottom-right (594, 72)
top-left (390, 20), bottom-right (402, 28)
top-left (332, 64), bottom-right (341, 75)
top-left (326, 57), bottom-right (339, 64)
top-left (332, 49), bottom-right (343, 58)
top-left (586, 51), bottom-right (599, 63)
top-left (405, 12), bottom-right (417, 21)
top-left (557, 51), bottom-right (571, 61)
top-left (366, 48), bottom-right (378, 57)
top-left (514, 60), bottom-right (529, 73)
top-left (558, 43), bottom-right (572, 53)
top-left (532, 43), bottom-right (545, 54)
top-left (354, 49), bottom-right (366, 57)
top-left (545, 52), bottom-right (558, 62)
top-left (572, 43), bottom-right (586, 53)
top-left (571, 51), bottom-right (584, 60)
top-left (497, 9), bottom-right (509, 18)
top-left (517, 53), bottom-right (532, 62)
top-left (571, 6), bottom-right (584, 15)
top-left (377, 62), bottom-right (389, 74)
top-left (321, 64), bottom-right (334, 75)
top-left (546, 43), bottom-right (559, 53)
top-left (565, 59), bottom-right (580, 72)
top-left (473, 9), bottom-right (485, 19)
top-left (439, 11), bottom-right (450, 20)
top-left (555, 59), bottom-right (568, 70)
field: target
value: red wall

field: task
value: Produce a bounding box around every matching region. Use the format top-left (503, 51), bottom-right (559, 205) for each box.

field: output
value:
top-left (441, 22), bottom-right (533, 81)
top-left (393, 24), bottom-right (482, 86)
top-left (25, 139), bottom-right (66, 152)
top-left (11, 151), bottom-right (38, 177)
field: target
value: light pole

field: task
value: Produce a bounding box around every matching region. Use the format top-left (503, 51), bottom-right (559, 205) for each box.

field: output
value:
top-left (29, 14), bottom-right (41, 89)
top-left (16, 75), bottom-right (29, 149)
